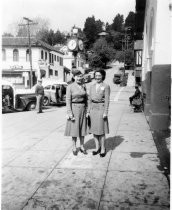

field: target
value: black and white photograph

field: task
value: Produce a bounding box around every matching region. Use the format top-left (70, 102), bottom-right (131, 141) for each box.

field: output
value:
top-left (1, 0), bottom-right (171, 209)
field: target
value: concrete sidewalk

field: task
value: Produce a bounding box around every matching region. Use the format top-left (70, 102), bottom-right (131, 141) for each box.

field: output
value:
top-left (2, 86), bottom-right (170, 210)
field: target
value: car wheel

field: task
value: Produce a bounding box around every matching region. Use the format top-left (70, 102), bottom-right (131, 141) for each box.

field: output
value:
top-left (27, 102), bottom-right (36, 111)
top-left (43, 96), bottom-right (49, 106)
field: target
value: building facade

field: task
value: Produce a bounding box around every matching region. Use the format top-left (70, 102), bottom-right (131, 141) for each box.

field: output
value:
top-left (2, 37), bottom-right (65, 88)
top-left (135, 0), bottom-right (171, 130)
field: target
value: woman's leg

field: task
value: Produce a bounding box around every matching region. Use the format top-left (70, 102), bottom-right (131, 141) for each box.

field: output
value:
top-left (79, 136), bottom-right (85, 150)
top-left (72, 137), bottom-right (77, 151)
top-left (100, 134), bottom-right (105, 154)
top-left (79, 136), bottom-right (87, 154)
top-left (93, 134), bottom-right (100, 151)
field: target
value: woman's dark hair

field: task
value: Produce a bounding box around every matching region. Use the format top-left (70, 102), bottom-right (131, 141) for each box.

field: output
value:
top-left (94, 69), bottom-right (106, 81)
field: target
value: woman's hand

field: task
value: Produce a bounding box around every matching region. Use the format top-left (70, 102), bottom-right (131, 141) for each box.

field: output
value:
top-left (103, 113), bottom-right (107, 119)
top-left (86, 113), bottom-right (90, 118)
top-left (67, 114), bottom-right (75, 121)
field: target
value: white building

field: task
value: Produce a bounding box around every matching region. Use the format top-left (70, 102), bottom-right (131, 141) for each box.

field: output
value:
top-left (135, 0), bottom-right (171, 130)
top-left (2, 37), bottom-right (65, 88)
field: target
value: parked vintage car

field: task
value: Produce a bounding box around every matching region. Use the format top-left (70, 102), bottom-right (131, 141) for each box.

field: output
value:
top-left (42, 81), bottom-right (67, 106)
top-left (113, 73), bottom-right (122, 84)
top-left (2, 80), bottom-right (36, 113)
top-left (83, 74), bottom-right (92, 83)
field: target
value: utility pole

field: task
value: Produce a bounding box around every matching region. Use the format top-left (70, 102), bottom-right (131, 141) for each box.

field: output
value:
top-left (18, 17), bottom-right (37, 88)
top-left (123, 30), bottom-right (127, 76)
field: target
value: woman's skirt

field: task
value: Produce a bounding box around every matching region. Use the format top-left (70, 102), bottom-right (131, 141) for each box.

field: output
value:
top-left (64, 103), bottom-right (87, 137)
top-left (89, 103), bottom-right (109, 135)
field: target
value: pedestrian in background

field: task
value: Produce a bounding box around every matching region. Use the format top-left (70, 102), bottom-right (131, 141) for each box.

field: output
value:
top-left (35, 79), bottom-right (44, 113)
top-left (64, 70), bottom-right (87, 156)
top-left (87, 69), bottom-right (110, 157)
top-left (129, 84), bottom-right (142, 112)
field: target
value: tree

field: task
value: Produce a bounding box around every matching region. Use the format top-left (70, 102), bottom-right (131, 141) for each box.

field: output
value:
top-left (13, 17), bottom-right (50, 37)
top-left (92, 38), bottom-right (116, 67)
top-left (124, 11), bottom-right (135, 42)
top-left (2, 32), bottom-right (14, 37)
top-left (83, 16), bottom-right (104, 49)
top-left (111, 14), bottom-right (124, 32)
top-left (106, 30), bottom-right (123, 50)
top-left (83, 16), bottom-right (97, 49)
top-left (54, 30), bottom-right (66, 44)
top-left (17, 25), bottom-right (28, 37)
top-left (125, 11), bottom-right (135, 29)
top-left (36, 29), bottom-right (66, 46)
top-left (95, 19), bottom-right (104, 34)
top-left (88, 53), bottom-right (104, 68)
top-left (105, 22), bottom-right (111, 32)
top-left (114, 51), bottom-right (124, 63)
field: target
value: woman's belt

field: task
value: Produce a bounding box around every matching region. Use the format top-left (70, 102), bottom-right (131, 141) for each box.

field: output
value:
top-left (92, 100), bottom-right (104, 103)
top-left (72, 101), bottom-right (85, 104)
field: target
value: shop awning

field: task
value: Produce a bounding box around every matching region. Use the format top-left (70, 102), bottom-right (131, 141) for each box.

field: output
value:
top-left (64, 66), bottom-right (71, 74)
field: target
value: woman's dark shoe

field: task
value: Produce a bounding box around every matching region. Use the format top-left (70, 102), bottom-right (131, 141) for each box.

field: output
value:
top-left (73, 150), bottom-right (78, 156)
top-left (80, 148), bottom-right (87, 155)
top-left (100, 149), bottom-right (106, 158)
top-left (92, 147), bottom-right (101, 155)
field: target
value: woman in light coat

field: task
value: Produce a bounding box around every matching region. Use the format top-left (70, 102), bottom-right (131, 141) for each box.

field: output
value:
top-left (64, 70), bottom-right (87, 156)
top-left (87, 69), bottom-right (110, 157)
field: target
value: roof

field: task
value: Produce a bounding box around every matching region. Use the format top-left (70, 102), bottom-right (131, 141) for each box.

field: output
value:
top-left (98, 32), bottom-right (108, 36)
top-left (2, 37), bottom-right (64, 55)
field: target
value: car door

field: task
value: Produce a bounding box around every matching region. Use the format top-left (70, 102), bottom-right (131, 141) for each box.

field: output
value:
top-left (50, 85), bottom-right (57, 103)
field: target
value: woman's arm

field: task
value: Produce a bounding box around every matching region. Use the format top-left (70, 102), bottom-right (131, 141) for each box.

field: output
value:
top-left (104, 84), bottom-right (110, 116)
top-left (66, 85), bottom-right (73, 117)
top-left (87, 86), bottom-right (92, 114)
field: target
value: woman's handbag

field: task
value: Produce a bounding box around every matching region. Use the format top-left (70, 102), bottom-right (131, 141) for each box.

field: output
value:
top-left (132, 97), bottom-right (142, 106)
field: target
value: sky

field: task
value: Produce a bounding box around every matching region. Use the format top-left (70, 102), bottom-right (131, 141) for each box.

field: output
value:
top-left (1, 0), bottom-right (135, 34)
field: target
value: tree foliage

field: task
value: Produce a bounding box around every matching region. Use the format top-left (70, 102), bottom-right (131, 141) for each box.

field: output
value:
top-left (106, 30), bottom-right (123, 50)
top-left (16, 17), bottom-right (50, 37)
top-left (111, 14), bottom-right (124, 32)
top-left (36, 29), bottom-right (66, 46)
top-left (90, 38), bottom-right (116, 67)
top-left (124, 11), bottom-right (135, 29)
top-left (2, 32), bottom-right (14, 37)
top-left (83, 16), bottom-right (104, 49)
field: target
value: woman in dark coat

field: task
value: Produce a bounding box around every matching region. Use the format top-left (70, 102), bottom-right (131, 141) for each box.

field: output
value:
top-left (64, 70), bottom-right (87, 156)
top-left (87, 69), bottom-right (110, 157)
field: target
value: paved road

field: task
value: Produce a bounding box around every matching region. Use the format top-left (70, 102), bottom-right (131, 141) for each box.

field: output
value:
top-left (2, 66), bottom-right (170, 210)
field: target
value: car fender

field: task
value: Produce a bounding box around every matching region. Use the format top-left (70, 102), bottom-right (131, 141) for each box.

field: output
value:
top-left (19, 95), bottom-right (36, 108)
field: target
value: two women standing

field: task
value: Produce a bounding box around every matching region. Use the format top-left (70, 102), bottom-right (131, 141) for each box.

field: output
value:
top-left (64, 69), bottom-right (110, 157)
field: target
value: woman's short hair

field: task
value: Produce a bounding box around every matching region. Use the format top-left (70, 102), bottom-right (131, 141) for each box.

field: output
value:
top-left (94, 69), bottom-right (106, 81)
top-left (72, 69), bottom-right (82, 77)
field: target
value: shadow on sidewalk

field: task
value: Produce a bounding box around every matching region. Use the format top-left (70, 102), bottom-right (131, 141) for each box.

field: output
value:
top-left (84, 135), bottom-right (124, 153)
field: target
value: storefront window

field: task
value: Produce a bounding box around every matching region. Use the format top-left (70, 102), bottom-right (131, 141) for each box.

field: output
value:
top-left (26, 49), bottom-right (29, 62)
top-left (49, 69), bottom-right (53, 76)
top-left (60, 57), bottom-right (63, 66)
top-left (13, 49), bottom-right (19, 61)
top-left (45, 52), bottom-right (47, 60)
top-left (41, 50), bottom-right (44, 59)
top-left (55, 70), bottom-right (58, 76)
